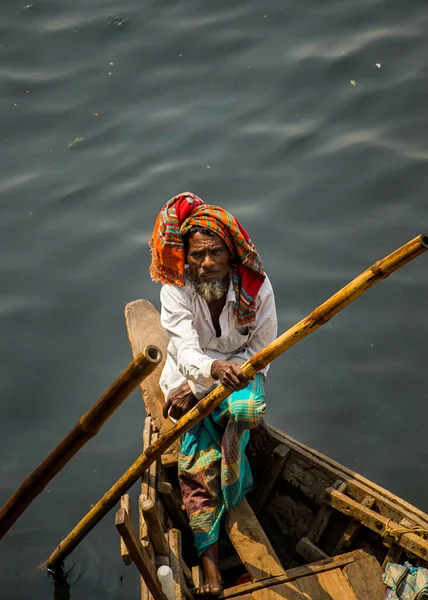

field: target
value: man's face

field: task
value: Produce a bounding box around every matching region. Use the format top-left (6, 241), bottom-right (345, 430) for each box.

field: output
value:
top-left (187, 232), bottom-right (230, 284)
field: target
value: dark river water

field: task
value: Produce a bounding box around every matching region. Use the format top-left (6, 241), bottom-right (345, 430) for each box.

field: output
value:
top-left (1, 0), bottom-right (427, 598)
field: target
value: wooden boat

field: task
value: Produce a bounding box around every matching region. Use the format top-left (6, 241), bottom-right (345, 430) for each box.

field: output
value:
top-left (117, 299), bottom-right (428, 600)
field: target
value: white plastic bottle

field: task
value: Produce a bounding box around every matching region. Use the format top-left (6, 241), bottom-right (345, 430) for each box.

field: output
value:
top-left (157, 565), bottom-right (176, 600)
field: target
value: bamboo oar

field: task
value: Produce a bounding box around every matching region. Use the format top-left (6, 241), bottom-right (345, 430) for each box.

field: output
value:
top-left (0, 346), bottom-right (162, 541)
top-left (45, 233), bottom-right (428, 569)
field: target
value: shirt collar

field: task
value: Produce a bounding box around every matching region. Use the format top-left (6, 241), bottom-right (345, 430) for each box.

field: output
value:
top-left (226, 274), bottom-right (236, 303)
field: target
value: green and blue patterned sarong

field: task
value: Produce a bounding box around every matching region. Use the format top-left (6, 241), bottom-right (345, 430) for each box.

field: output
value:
top-left (178, 374), bottom-right (266, 556)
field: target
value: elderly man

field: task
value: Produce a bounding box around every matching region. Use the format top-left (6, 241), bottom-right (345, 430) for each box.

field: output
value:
top-left (149, 193), bottom-right (277, 596)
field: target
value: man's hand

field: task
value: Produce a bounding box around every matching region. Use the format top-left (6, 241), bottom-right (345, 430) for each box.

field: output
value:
top-left (211, 360), bottom-right (250, 391)
top-left (163, 381), bottom-right (198, 420)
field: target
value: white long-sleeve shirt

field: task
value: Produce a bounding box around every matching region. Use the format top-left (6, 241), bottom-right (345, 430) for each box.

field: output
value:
top-left (159, 272), bottom-right (278, 400)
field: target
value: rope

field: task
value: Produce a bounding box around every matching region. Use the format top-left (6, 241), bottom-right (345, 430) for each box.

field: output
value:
top-left (383, 519), bottom-right (428, 560)
top-left (383, 519), bottom-right (428, 542)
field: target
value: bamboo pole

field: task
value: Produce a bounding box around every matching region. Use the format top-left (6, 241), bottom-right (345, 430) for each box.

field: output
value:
top-left (0, 346), bottom-right (162, 540)
top-left (45, 233), bottom-right (428, 569)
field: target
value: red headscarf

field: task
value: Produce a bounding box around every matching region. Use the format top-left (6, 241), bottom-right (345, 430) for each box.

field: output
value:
top-left (149, 192), bottom-right (265, 325)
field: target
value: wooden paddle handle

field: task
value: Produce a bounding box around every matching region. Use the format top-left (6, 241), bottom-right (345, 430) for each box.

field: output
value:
top-left (0, 345), bottom-right (162, 540)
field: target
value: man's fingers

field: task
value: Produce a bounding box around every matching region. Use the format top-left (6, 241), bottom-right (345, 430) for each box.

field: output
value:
top-left (163, 399), bottom-right (171, 419)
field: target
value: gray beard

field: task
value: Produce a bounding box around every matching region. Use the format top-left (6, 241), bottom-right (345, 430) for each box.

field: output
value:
top-left (194, 277), bottom-right (229, 302)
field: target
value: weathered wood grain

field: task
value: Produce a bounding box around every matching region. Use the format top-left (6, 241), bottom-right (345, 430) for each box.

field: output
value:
top-left (225, 498), bottom-right (284, 581)
top-left (297, 568), bottom-right (357, 599)
top-left (343, 555), bottom-right (385, 599)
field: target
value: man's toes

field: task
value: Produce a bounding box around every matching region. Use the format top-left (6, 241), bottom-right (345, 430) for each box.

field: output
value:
top-left (209, 584), bottom-right (222, 596)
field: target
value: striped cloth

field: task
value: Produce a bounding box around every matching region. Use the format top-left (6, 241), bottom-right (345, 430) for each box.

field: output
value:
top-left (149, 192), bottom-right (265, 325)
top-left (178, 374), bottom-right (266, 556)
top-left (384, 561), bottom-right (428, 599)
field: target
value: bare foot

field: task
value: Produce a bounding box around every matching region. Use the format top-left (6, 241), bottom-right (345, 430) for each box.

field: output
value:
top-left (194, 542), bottom-right (223, 596)
top-left (248, 418), bottom-right (270, 455)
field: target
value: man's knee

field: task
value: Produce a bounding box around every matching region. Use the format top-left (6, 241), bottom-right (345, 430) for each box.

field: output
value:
top-left (229, 397), bottom-right (266, 427)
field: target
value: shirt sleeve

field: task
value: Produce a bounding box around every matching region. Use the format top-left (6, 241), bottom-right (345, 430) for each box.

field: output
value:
top-left (232, 275), bottom-right (278, 376)
top-left (160, 284), bottom-right (216, 389)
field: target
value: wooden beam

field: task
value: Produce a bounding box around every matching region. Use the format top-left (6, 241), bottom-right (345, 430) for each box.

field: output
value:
top-left (115, 507), bottom-right (166, 600)
top-left (222, 549), bottom-right (369, 598)
top-left (157, 481), bottom-right (189, 532)
top-left (322, 487), bottom-right (428, 561)
top-left (141, 498), bottom-right (169, 556)
top-left (307, 480), bottom-right (347, 544)
top-left (120, 494), bottom-right (132, 565)
top-left (296, 537), bottom-right (329, 563)
top-left (224, 497), bottom-right (284, 581)
top-left (333, 494), bottom-right (375, 555)
top-left (251, 445), bottom-right (290, 514)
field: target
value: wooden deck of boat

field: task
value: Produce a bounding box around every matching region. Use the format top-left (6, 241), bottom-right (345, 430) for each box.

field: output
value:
top-left (222, 549), bottom-right (385, 600)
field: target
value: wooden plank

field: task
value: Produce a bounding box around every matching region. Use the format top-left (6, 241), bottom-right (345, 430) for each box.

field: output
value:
top-left (252, 445), bottom-right (290, 514)
top-left (343, 555), bottom-right (385, 600)
top-left (253, 582), bottom-right (304, 599)
top-left (225, 497), bottom-right (284, 581)
top-left (296, 537), bottom-right (329, 562)
top-left (222, 549), bottom-right (368, 598)
top-left (120, 494), bottom-right (132, 565)
top-left (333, 495), bottom-right (375, 555)
top-left (115, 507), bottom-right (166, 600)
top-left (124, 300), bottom-right (180, 455)
top-left (157, 481), bottom-right (189, 532)
top-left (192, 565), bottom-right (204, 592)
top-left (141, 498), bottom-right (169, 556)
top-left (168, 528), bottom-right (194, 600)
top-left (297, 568), bottom-right (357, 599)
top-left (322, 487), bottom-right (428, 561)
top-left (269, 425), bottom-right (428, 530)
